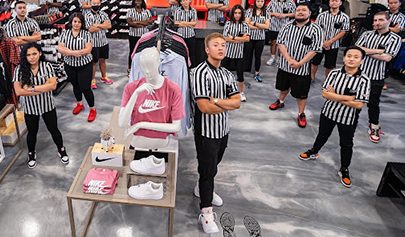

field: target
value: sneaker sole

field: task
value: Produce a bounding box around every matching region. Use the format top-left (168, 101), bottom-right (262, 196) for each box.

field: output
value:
top-left (337, 171), bottom-right (352, 188)
top-left (58, 153), bottom-right (69, 165)
top-left (269, 105), bottom-right (284, 110)
top-left (27, 163), bottom-right (37, 169)
top-left (368, 129), bottom-right (381, 143)
top-left (243, 216), bottom-right (261, 237)
top-left (298, 155), bottom-right (318, 161)
top-left (220, 212), bottom-right (235, 237)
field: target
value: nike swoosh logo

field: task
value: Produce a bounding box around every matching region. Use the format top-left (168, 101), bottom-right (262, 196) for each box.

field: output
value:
top-left (138, 106), bottom-right (165, 114)
top-left (95, 156), bottom-right (116, 162)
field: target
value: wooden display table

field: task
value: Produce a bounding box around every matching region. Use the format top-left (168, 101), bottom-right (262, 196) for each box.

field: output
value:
top-left (67, 147), bottom-right (177, 237)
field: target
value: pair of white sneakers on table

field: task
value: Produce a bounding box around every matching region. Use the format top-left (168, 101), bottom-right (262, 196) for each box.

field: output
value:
top-left (128, 156), bottom-right (166, 200)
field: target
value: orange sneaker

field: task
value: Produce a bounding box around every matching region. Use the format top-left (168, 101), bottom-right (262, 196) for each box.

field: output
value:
top-left (298, 149), bottom-right (319, 161)
top-left (338, 168), bottom-right (352, 188)
top-left (88, 108), bottom-right (97, 122)
top-left (101, 77), bottom-right (113, 85)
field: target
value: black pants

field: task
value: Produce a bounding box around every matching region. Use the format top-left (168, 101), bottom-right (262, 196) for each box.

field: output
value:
top-left (250, 40), bottom-right (265, 72)
top-left (312, 114), bottom-right (359, 169)
top-left (65, 62), bottom-right (94, 107)
top-left (194, 133), bottom-right (228, 209)
top-left (128, 36), bottom-right (141, 69)
top-left (368, 80), bottom-right (384, 125)
top-left (222, 57), bottom-right (244, 82)
top-left (24, 109), bottom-right (64, 153)
top-left (184, 37), bottom-right (196, 68)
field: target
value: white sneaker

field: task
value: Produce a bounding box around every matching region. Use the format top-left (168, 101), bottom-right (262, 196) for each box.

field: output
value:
top-left (198, 207), bottom-right (219, 234)
top-left (240, 92), bottom-right (247, 102)
top-left (194, 183), bottom-right (223, 206)
top-left (266, 57), bottom-right (275, 66)
top-left (128, 181), bottom-right (163, 200)
top-left (130, 155), bottom-right (165, 175)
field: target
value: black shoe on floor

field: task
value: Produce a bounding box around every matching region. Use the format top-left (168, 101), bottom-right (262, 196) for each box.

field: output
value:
top-left (220, 212), bottom-right (235, 237)
top-left (58, 147), bottom-right (69, 165)
top-left (27, 152), bottom-right (37, 169)
top-left (243, 215), bottom-right (261, 237)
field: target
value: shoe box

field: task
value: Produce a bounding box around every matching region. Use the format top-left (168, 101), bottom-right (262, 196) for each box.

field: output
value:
top-left (0, 111), bottom-right (27, 146)
top-left (91, 142), bottom-right (124, 167)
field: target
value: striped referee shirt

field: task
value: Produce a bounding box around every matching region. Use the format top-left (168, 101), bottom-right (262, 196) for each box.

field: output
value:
top-left (277, 20), bottom-right (323, 76)
top-left (13, 61), bottom-right (56, 116)
top-left (78, 0), bottom-right (91, 14)
top-left (321, 67), bottom-right (370, 125)
top-left (39, 0), bottom-right (63, 15)
top-left (223, 21), bottom-right (249, 58)
top-left (59, 29), bottom-right (93, 67)
top-left (126, 8), bottom-right (152, 37)
top-left (355, 30), bottom-right (401, 80)
top-left (206, 0), bottom-right (228, 22)
top-left (4, 17), bottom-right (40, 38)
top-left (85, 10), bottom-right (110, 47)
top-left (192, 60), bottom-right (239, 139)
top-left (266, 0), bottom-right (296, 32)
top-left (390, 11), bottom-right (405, 30)
top-left (316, 10), bottom-right (350, 49)
top-left (245, 8), bottom-right (269, 40)
top-left (174, 7), bottom-right (197, 38)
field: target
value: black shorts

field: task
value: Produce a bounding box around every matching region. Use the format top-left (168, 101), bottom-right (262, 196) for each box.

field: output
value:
top-left (275, 69), bottom-right (311, 99)
top-left (92, 44), bottom-right (109, 63)
top-left (311, 48), bottom-right (339, 69)
top-left (268, 30), bottom-right (279, 41)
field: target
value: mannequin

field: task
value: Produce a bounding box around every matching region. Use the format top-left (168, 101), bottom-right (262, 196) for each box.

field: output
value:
top-left (119, 47), bottom-right (182, 149)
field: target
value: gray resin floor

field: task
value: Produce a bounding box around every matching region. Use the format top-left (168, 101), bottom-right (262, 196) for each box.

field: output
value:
top-left (0, 39), bottom-right (404, 237)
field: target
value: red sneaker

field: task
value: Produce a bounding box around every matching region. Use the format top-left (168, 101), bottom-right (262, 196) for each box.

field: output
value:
top-left (269, 99), bottom-right (284, 110)
top-left (88, 108), bottom-right (97, 122)
top-left (101, 77), bottom-right (113, 85)
top-left (72, 103), bottom-right (84, 115)
top-left (91, 79), bottom-right (97, 89)
top-left (297, 113), bottom-right (307, 128)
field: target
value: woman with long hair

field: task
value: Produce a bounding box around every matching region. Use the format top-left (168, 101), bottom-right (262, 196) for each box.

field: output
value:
top-left (58, 12), bottom-right (96, 122)
top-left (13, 42), bottom-right (69, 168)
top-left (245, 0), bottom-right (270, 82)
top-left (222, 4), bottom-right (250, 101)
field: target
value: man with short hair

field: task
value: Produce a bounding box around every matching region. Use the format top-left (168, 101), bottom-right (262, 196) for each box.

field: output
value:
top-left (85, 0), bottom-right (112, 89)
top-left (191, 32), bottom-right (240, 234)
top-left (4, 1), bottom-right (41, 46)
top-left (355, 11), bottom-right (401, 143)
top-left (299, 46), bottom-right (370, 188)
top-left (388, 0), bottom-right (405, 34)
top-left (269, 2), bottom-right (323, 128)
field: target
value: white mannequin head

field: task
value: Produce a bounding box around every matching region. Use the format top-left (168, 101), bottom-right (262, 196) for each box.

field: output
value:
top-left (140, 47), bottom-right (162, 85)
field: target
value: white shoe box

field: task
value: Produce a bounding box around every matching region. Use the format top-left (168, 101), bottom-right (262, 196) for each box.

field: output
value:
top-left (91, 143), bottom-right (124, 167)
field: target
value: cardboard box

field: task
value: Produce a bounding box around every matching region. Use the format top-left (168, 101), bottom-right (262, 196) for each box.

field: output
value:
top-left (91, 143), bottom-right (124, 167)
top-left (0, 111), bottom-right (27, 145)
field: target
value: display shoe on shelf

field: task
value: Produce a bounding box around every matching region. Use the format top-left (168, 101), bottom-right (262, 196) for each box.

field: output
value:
top-left (72, 102), bottom-right (84, 115)
top-left (100, 77), bottom-right (113, 85)
top-left (130, 155), bottom-right (165, 175)
top-left (27, 152), bottom-right (37, 169)
top-left (193, 182), bottom-right (223, 206)
top-left (198, 207), bottom-right (219, 234)
top-left (243, 215), bottom-right (262, 237)
top-left (88, 108), bottom-right (97, 122)
top-left (58, 147), bottom-right (69, 165)
top-left (128, 181), bottom-right (164, 200)
top-left (220, 212), bottom-right (236, 237)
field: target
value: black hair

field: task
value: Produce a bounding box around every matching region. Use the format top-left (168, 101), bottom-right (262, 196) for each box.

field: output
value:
top-left (230, 4), bottom-right (245, 23)
top-left (14, 1), bottom-right (26, 7)
top-left (296, 2), bottom-right (311, 11)
top-left (344, 45), bottom-right (366, 59)
top-left (253, 0), bottom-right (265, 16)
top-left (18, 43), bottom-right (45, 86)
top-left (132, 0), bottom-right (147, 9)
top-left (68, 12), bottom-right (86, 30)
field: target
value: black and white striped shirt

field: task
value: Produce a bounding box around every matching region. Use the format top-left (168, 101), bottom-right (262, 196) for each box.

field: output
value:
top-left (4, 17), bottom-right (40, 38)
top-left (355, 30), bottom-right (401, 80)
top-left (192, 60), bottom-right (239, 139)
top-left (245, 8), bottom-right (269, 40)
top-left (13, 61), bottom-right (56, 115)
top-left (39, 0), bottom-right (63, 15)
top-left (277, 21), bottom-right (323, 75)
top-left (170, 3), bottom-right (179, 15)
top-left (85, 10), bottom-right (110, 47)
top-left (126, 8), bottom-right (151, 37)
top-left (206, 0), bottom-right (228, 22)
top-left (266, 0), bottom-right (296, 32)
top-left (59, 29), bottom-right (93, 67)
top-left (316, 10), bottom-right (350, 49)
top-left (321, 67), bottom-right (370, 125)
top-left (174, 7), bottom-right (197, 38)
top-left (78, 0), bottom-right (91, 14)
top-left (390, 11), bottom-right (405, 30)
top-left (223, 21), bottom-right (249, 58)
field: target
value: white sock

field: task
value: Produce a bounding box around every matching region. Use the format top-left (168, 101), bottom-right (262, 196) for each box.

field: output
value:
top-left (279, 99), bottom-right (284, 103)
top-left (371, 123), bottom-right (379, 129)
top-left (271, 55), bottom-right (275, 59)
top-left (201, 207), bottom-right (213, 214)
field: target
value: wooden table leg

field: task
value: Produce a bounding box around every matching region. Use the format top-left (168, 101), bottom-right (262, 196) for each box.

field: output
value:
top-left (67, 197), bottom-right (76, 237)
top-left (168, 208), bottom-right (174, 237)
top-left (80, 201), bottom-right (98, 237)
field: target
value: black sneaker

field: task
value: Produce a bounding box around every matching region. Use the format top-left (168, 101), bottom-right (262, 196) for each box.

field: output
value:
top-left (58, 147), bottom-right (69, 165)
top-left (337, 167), bottom-right (352, 188)
top-left (243, 216), bottom-right (261, 237)
top-left (298, 149), bottom-right (319, 161)
top-left (220, 212), bottom-right (235, 237)
top-left (27, 152), bottom-right (37, 169)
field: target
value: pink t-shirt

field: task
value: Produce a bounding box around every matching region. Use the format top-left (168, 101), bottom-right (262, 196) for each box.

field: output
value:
top-left (83, 168), bottom-right (119, 195)
top-left (121, 77), bottom-right (185, 139)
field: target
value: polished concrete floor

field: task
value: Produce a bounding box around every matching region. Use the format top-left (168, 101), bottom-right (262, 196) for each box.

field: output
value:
top-left (0, 39), bottom-right (404, 237)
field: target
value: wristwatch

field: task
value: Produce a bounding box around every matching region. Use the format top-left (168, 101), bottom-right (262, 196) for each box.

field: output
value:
top-left (232, 35), bottom-right (235, 40)
top-left (253, 22), bottom-right (256, 26)
top-left (213, 98), bottom-right (219, 105)
top-left (31, 85), bottom-right (35, 92)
